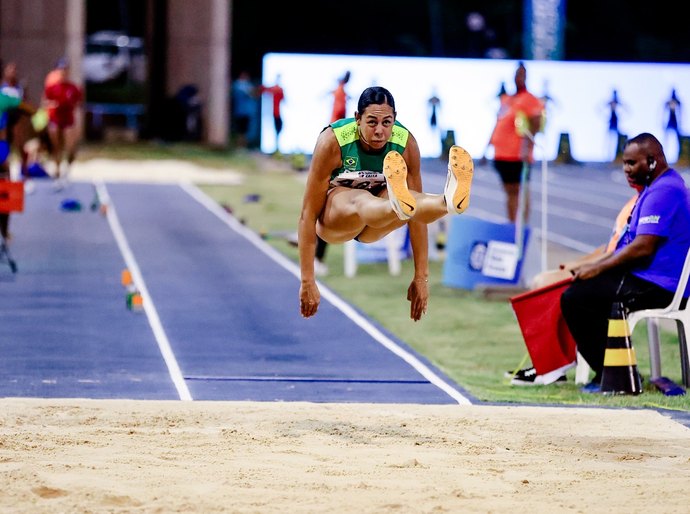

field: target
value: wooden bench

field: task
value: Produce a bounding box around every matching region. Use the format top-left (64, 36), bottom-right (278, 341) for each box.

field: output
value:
top-left (85, 102), bottom-right (145, 132)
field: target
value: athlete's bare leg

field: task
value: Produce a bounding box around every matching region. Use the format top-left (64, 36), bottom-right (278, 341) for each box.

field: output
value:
top-left (317, 187), bottom-right (405, 244)
top-left (317, 145), bottom-right (474, 244)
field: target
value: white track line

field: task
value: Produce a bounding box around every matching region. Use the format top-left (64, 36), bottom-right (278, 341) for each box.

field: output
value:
top-left (96, 181), bottom-right (192, 401)
top-left (182, 182), bottom-right (472, 405)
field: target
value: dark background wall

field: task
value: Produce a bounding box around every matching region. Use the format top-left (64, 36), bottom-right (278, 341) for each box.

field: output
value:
top-left (3, 0), bottom-right (686, 145)
top-left (81, 0), bottom-right (690, 104)
top-left (230, 0), bottom-right (690, 80)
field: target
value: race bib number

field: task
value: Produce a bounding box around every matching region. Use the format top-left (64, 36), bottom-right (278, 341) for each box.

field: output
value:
top-left (331, 170), bottom-right (385, 191)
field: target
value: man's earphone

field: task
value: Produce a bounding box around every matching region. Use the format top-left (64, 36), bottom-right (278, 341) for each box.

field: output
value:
top-left (645, 156), bottom-right (657, 185)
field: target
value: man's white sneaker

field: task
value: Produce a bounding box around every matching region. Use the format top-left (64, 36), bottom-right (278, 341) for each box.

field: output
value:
top-left (383, 150), bottom-right (416, 221)
top-left (444, 145), bottom-right (474, 214)
top-left (506, 367), bottom-right (567, 386)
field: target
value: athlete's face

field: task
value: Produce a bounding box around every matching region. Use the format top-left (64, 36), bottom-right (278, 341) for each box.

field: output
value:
top-left (356, 103), bottom-right (395, 150)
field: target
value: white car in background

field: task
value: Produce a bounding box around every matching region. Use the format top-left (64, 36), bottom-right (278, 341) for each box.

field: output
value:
top-left (83, 30), bottom-right (146, 83)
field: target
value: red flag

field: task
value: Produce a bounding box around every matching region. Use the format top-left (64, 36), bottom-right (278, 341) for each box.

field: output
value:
top-left (510, 278), bottom-right (577, 378)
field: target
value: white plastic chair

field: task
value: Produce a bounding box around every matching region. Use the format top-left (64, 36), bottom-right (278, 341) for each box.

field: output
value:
top-left (343, 226), bottom-right (409, 278)
top-left (627, 247), bottom-right (690, 387)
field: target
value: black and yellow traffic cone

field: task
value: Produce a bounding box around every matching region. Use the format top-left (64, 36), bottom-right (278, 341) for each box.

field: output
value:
top-left (600, 301), bottom-right (642, 395)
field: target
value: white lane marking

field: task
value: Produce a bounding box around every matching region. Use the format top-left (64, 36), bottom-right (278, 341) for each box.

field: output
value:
top-left (181, 182), bottom-right (472, 406)
top-left (96, 181), bottom-right (193, 401)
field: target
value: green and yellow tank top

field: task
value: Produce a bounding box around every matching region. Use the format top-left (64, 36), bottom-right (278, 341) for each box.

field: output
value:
top-left (328, 118), bottom-right (409, 191)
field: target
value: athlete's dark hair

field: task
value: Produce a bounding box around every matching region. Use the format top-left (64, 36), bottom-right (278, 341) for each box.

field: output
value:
top-left (357, 86), bottom-right (396, 114)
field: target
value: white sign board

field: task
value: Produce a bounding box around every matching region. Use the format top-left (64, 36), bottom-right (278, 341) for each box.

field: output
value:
top-left (481, 241), bottom-right (519, 280)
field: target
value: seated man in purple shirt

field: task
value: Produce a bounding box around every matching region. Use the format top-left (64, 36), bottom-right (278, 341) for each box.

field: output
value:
top-left (561, 132), bottom-right (690, 393)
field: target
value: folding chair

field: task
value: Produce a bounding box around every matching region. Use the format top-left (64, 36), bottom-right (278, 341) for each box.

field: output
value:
top-left (627, 247), bottom-right (690, 387)
top-left (0, 180), bottom-right (24, 273)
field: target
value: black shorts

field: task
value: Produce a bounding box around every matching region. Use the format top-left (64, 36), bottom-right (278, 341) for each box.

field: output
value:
top-left (493, 160), bottom-right (527, 185)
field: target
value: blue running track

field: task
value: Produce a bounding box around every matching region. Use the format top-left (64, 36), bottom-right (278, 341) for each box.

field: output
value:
top-left (0, 180), bottom-right (474, 405)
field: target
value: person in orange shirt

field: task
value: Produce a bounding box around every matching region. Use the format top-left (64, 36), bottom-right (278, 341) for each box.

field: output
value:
top-left (489, 62), bottom-right (544, 223)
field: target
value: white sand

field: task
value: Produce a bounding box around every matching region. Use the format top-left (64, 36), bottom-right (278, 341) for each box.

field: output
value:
top-left (1, 398), bottom-right (688, 513)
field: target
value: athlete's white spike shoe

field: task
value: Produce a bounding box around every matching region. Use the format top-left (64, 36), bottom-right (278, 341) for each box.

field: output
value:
top-left (444, 145), bottom-right (474, 214)
top-left (383, 150), bottom-right (416, 220)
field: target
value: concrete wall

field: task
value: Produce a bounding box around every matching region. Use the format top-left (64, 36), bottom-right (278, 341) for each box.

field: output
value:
top-left (1, 0), bottom-right (229, 146)
top-left (0, 0), bottom-right (73, 103)
top-left (167, 0), bottom-right (229, 146)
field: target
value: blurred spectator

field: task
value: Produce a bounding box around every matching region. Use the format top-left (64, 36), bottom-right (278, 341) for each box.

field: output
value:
top-left (1, 86), bottom-right (36, 239)
top-left (43, 58), bottom-right (83, 187)
top-left (44, 57), bottom-right (68, 89)
top-left (231, 71), bottom-right (257, 148)
top-left (176, 85), bottom-right (203, 141)
top-left (1, 61), bottom-right (32, 178)
top-left (259, 75), bottom-right (285, 154)
top-left (330, 71), bottom-right (351, 123)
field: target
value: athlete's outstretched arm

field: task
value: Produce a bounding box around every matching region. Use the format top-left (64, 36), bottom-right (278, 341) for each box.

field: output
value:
top-left (402, 135), bottom-right (430, 321)
top-left (298, 128), bottom-right (340, 318)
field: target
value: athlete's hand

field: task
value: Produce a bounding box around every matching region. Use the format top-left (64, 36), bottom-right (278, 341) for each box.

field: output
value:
top-left (300, 280), bottom-right (321, 318)
top-left (407, 278), bottom-right (429, 321)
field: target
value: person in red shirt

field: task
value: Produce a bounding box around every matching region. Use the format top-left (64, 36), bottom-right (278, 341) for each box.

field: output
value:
top-left (259, 75), bottom-right (285, 154)
top-left (330, 71), bottom-right (351, 123)
top-left (43, 58), bottom-right (82, 185)
top-left (489, 62), bottom-right (544, 223)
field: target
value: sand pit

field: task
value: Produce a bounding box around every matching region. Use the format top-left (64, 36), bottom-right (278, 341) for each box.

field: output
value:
top-left (1, 398), bottom-right (688, 513)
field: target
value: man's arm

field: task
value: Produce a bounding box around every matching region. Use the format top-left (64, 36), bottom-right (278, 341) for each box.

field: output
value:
top-left (572, 234), bottom-right (661, 281)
